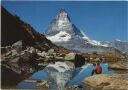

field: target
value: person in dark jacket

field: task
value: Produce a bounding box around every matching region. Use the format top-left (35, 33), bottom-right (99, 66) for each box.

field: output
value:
top-left (91, 63), bottom-right (96, 76)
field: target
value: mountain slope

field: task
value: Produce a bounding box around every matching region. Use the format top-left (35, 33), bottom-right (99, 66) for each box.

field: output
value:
top-left (45, 9), bottom-right (121, 53)
top-left (110, 40), bottom-right (128, 53)
top-left (1, 6), bottom-right (54, 47)
top-left (1, 7), bottom-right (71, 87)
top-left (1, 7), bottom-right (70, 54)
top-left (101, 40), bottom-right (128, 53)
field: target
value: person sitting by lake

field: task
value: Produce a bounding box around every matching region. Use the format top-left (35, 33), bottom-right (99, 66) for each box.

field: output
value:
top-left (95, 63), bottom-right (102, 74)
top-left (91, 63), bottom-right (102, 75)
top-left (91, 63), bottom-right (96, 76)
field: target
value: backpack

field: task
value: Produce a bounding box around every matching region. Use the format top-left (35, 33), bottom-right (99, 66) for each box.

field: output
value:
top-left (95, 66), bottom-right (102, 74)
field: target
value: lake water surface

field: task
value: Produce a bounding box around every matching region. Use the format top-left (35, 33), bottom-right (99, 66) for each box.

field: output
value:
top-left (17, 63), bottom-right (112, 89)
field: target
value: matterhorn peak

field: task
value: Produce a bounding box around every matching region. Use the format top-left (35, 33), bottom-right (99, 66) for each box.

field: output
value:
top-left (45, 8), bottom-right (77, 36)
top-left (44, 9), bottom-right (128, 53)
top-left (58, 8), bottom-right (69, 18)
top-left (56, 8), bottom-right (71, 26)
top-left (59, 8), bottom-right (67, 13)
top-left (45, 8), bottom-right (90, 40)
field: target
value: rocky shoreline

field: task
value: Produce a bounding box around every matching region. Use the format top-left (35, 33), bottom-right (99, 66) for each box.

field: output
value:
top-left (83, 61), bottom-right (128, 90)
top-left (108, 62), bottom-right (128, 70)
top-left (1, 41), bottom-right (85, 89)
top-left (83, 74), bottom-right (128, 90)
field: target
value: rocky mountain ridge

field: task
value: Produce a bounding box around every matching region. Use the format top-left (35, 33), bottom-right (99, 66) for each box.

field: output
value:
top-left (104, 40), bottom-right (128, 53)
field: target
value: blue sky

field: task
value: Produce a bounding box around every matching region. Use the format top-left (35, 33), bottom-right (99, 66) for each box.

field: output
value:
top-left (2, 1), bottom-right (128, 41)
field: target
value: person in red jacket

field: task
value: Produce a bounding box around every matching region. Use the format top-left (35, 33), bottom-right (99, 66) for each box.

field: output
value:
top-left (95, 63), bottom-right (102, 74)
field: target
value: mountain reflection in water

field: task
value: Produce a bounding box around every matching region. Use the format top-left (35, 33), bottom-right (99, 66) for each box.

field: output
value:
top-left (17, 63), bottom-right (112, 89)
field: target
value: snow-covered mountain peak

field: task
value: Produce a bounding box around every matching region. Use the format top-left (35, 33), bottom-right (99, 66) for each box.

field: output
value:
top-left (45, 8), bottom-right (102, 46)
top-left (45, 9), bottom-right (85, 38)
top-left (57, 8), bottom-right (69, 20)
top-left (44, 9), bottom-right (128, 53)
top-left (56, 9), bottom-right (71, 28)
top-left (45, 9), bottom-right (75, 36)
top-left (59, 8), bottom-right (67, 13)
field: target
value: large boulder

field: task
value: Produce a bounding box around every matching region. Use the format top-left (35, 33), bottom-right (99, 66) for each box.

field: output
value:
top-left (48, 49), bottom-right (54, 55)
top-left (12, 40), bottom-right (23, 47)
top-left (64, 53), bottom-right (76, 61)
top-left (74, 54), bottom-right (85, 68)
top-left (64, 53), bottom-right (85, 68)
top-left (12, 40), bottom-right (24, 53)
top-left (11, 49), bottom-right (18, 56)
top-left (65, 61), bottom-right (75, 69)
top-left (37, 51), bottom-right (47, 57)
top-left (28, 47), bottom-right (36, 53)
top-left (108, 62), bottom-right (128, 70)
top-left (83, 74), bottom-right (128, 90)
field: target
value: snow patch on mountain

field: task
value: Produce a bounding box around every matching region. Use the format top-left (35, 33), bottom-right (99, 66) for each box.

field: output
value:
top-left (82, 36), bottom-right (108, 47)
top-left (47, 31), bottom-right (71, 42)
top-left (90, 40), bottom-right (109, 47)
top-left (80, 30), bottom-right (90, 41)
top-left (115, 39), bottom-right (121, 42)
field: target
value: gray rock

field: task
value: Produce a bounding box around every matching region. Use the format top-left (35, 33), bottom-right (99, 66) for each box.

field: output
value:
top-left (11, 49), bottom-right (18, 56)
top-left (64, 53), bottom-right (76, 61)
top-left (53, 53), bottom-right (57, 57)
top-left (48, 49), bottom-right (54, 55)
top-left (45, 56), bottom-right (54, 59)
top-left (12, 40), bottom-right (23, 53)
top-left (36, 49), bottom-right (41, 53)
top-left (12, 40), bottom-right (23, 47)
top-left (28, 47), bottom-right (36, 53)
top-left (83, 74), bottom-right (128, 90)
top-left (37, 51), bottom-right (47, 57)
top-left (10, 57), bottom-right (20, 63)
top-left (5, 51), bottom-right (12, 56)
top-left (65, 61), bottom-right (75, 69)
top-left (55, 57), bottom-right (63, 60)
top-left (108, 62), bottom-right (128, 70)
